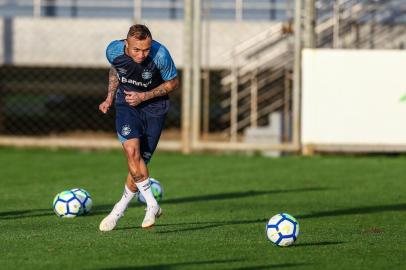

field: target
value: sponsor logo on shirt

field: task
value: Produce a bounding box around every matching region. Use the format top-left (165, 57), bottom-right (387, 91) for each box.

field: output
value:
top-left (121, 77), bottom-right (152, 88)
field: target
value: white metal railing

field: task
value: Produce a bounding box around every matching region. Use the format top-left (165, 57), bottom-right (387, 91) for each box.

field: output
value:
top-left (223, 22), bottom-right (284, 61)
top-left (221, 38), bottom-right (290, 86)
top-left (0, 0), bottom-right (295, 20)
top-left (2, 0), bottom-right (402, 24)
top-left (223, 21), bottom-right (292, 141)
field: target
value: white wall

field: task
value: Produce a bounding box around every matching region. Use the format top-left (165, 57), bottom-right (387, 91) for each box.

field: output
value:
top-left (302, 49), bottom-right (406, 147)
top-left (1, 18), bottom-right (276, 69)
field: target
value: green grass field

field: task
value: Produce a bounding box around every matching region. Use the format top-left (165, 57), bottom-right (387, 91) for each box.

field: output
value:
top-left (0, 147), bottom-right (405, 270)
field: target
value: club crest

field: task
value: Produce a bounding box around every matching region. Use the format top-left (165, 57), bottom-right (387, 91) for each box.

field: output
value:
top-left (121, 125), bottom-right (131, 136)
top-left (142, 69), bottom-right (152, 80)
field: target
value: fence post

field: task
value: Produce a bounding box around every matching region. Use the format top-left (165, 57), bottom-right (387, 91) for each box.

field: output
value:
top-left (134, 0), bottom-right (142, 22)
top-left (192, 0), bottom-right (202, 147)
top-left (304, 0), bottom-right (316, 48)
top-left (250, 69), bottom-right (258, 128)
top-left (182, 0), bottom-right (193, 153)
top-left (235, 0), bottom-right (243, 21)
top-left (230, 54), bottom-right (238, 142)
top-left (293, 0), bottom-right (302, 150)
top-left (33, 0), bottom-right (41, 17)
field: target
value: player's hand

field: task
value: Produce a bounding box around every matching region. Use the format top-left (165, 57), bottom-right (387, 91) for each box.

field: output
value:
top-left (124, 90), bottom-right (146, 107)
top-left (99, 99), bottom-right (112, 114)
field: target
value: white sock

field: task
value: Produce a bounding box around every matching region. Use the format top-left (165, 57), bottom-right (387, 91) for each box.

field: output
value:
top-left (114, 184), bottom-right (136, 214)
top-left (135, 178), bottom-right (158, 207)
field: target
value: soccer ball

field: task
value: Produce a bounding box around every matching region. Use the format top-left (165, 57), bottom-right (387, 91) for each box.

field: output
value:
top-left (266, 213), bottom-right (299, 247)
top-left (53, 190), bottom-right (82, 218)
top-left (137, 178), bottom-right (163, 204)
top-left (71, 188), bottom-right (93, 215)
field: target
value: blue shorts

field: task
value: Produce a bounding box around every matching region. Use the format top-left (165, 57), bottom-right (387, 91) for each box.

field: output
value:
top-left (115, 104), bottom-right (166, 164)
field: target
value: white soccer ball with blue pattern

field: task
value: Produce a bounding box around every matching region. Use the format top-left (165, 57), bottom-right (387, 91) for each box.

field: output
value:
top-left (53, 190), bottom-right (82, 218)
top-left (266, 213), bottom-right (299, 247)
top-left (71, 188), bottom-right (93, 215)
top-left (137, 178), bottom-right (163, 204)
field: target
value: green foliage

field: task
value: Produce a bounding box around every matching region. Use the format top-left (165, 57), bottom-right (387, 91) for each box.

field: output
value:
top-left (0, 148), bottom-right (405, 270)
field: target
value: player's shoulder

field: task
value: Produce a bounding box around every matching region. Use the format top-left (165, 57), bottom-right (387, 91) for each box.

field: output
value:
top-left (106, 40), bottom-right (125, 64)
top-left (150, 40), bottom-right (177, 81)
top-left (150, 40), bottom-right (172, 61)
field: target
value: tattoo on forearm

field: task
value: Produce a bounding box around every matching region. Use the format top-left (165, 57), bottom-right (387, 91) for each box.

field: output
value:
top-left (155, 86), bottom-right (169, 97)
top-left (108, 67), bottom-right (119, 97)
top-left (144, 78), bottom-right (178, 101)
top-left (144, 86), bottom-right (168, 100)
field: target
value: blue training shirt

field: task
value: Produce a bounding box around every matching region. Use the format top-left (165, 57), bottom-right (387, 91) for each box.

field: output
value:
top-left (106, 39), bottom-right (177, 115)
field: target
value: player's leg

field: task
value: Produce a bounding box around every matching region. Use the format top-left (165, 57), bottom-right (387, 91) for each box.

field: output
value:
top-left (140, 112), bottom-right (167, 165)
top-left (99, 174), bottom-right (135, 231)
top-left (135, 113), bottom-right (167, 227)
top-left (110, 173), bottom-right (138, 214)
top-left (99, 106), bottom-right (143, 231)
top-left (136, 120), bottom-right (161, 202)
top-left (99, 142), bottom-right (147, 232)
top-left (126, 172), bottom-right (137, 191)
top-left (123, 138), bottom-right (161, 228)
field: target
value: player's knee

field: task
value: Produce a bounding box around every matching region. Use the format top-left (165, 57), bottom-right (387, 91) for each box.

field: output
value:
top-left (123, 144), bottom-right (141, 161)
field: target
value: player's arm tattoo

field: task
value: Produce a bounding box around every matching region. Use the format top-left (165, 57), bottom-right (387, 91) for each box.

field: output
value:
top-left (143, 77), bottom-right (179, 101)
top-left (106, 66), bottom-right (119, 101)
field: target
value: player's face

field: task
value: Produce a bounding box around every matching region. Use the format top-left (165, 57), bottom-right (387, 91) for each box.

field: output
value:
top-left (125, 37), bottom-right (152, 63)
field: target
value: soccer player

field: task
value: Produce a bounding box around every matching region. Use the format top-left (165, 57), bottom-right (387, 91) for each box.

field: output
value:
top-left (98, 24), bottom-right (178, 231)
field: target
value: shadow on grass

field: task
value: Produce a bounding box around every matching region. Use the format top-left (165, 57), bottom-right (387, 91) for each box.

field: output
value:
top-left (91, 187), bottom-right (331, 217)
top-left (115, 203), bottom-right (406, 233)
top-left (227, 263), bottom-right (311, 270)
top-left (163, 187), bottom-right (330, 205)
top-left (4, 202), bottom-right (404, 224)
top-left (0, 208), bottom-right (53, 219)
top-left (0, 187), bottom-right (327, 220)
top-left (116, 218), bottom-right (268, 232)
top-left (293, 241), bottom-right (344, 247)
top-left (96, 259), bottom-right (309, 270)
top-left (96, 259), bottom-right (239, 270)
top-left (297, 203), bottom-right (406, 219)
top-left (0, 187), bottom-right (329, 220)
